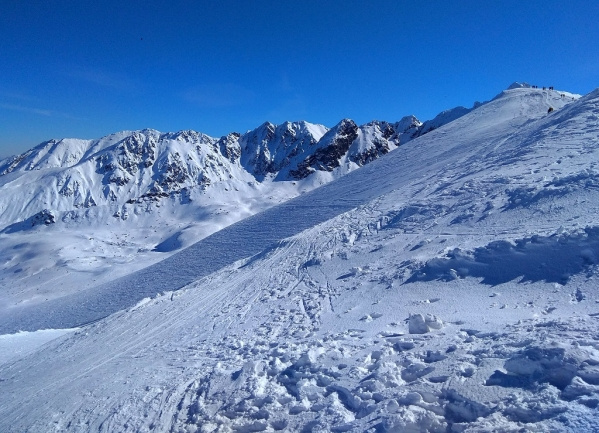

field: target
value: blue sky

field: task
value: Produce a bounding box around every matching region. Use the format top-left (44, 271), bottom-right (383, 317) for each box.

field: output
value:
top-left (1, 0), bottom-right (598, 158)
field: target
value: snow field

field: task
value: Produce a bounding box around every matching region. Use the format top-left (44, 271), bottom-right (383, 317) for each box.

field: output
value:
top-left (0, 86), bottom-right (598, 431)
top-left (2, 204), bottom-right (597, 431)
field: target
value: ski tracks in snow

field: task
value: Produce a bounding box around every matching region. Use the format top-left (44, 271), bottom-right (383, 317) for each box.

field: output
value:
top-left (2, 87), bottom-right (599, 432)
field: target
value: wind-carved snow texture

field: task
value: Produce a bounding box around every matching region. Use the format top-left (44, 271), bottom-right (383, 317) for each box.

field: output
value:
top-left (1, 85), bottom-right (599, 432)
top-left (408, 228), bottom-right (599, 285)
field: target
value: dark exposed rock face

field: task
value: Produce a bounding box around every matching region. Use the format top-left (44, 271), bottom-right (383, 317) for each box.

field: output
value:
top-left (218, 133), bottom-right (242, 163)
top-left (290, 119), bottom-right (359, 179)
top-left (349, 136), bottom-right (390, 166)
top-left (348, 121), bottom-right (397, 167)
top-left (96, 131), bottom-right (160, 186)
top-left (1, 149), bottom-right (36, 175)
top-left (240, 121), bottom-right (323, 180)
top-left (243, 122), bottom-right (276, 178)
top-left (31, 209), bottom-right (55, 226)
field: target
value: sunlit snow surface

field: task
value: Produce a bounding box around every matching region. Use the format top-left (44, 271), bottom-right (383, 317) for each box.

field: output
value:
top-left (2, 87), bottom-right (599, 432)
top-left (0, 328), bottom-right (77, 366)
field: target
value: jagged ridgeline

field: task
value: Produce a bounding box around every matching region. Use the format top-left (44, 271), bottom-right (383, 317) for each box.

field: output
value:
top-left (0, 115), bottom-right (444, 228)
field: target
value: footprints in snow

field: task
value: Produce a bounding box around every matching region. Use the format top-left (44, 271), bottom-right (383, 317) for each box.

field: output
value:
top-left (171, 304), bottom-right (599, 433)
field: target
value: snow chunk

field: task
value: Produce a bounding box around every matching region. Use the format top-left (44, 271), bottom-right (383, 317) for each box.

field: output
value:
top-left (408, 314), bottom-right (444, 334)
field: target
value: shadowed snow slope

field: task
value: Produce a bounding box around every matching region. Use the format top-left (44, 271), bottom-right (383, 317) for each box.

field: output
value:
top-left (1, 87), bottom-right (599, 432)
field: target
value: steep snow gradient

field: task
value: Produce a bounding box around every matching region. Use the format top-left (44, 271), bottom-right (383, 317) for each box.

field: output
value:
top-left (0, 117), bottom-right (426, 314)
top-left (1, 86), bottom-right (598, 432)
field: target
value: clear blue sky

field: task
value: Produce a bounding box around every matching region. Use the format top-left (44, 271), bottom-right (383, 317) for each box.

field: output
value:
top-left (1, 0), bottom-right (598, 158)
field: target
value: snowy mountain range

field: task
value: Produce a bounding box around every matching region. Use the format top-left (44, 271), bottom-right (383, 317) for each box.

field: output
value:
top-left (0, 109), bottom-right (428, 313)
top-left (2, 83), bottom-right (599, 432)
top-left (0, 115), bottom-right (426, 229)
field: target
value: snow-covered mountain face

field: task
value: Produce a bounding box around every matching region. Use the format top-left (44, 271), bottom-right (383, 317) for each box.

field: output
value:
top-left (3, 84), bottom-right (599, 432)
top-left (0, 115), bottom-right (426, 308)
top-left (0, 117), bottom-right (425, 230)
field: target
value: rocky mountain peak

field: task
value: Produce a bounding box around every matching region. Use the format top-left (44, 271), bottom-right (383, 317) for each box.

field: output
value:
top-left (0, 100), bottom-right (484, 229)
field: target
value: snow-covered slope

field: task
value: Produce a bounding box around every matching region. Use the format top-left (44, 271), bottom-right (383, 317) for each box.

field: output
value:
top-left (0, 116), bottom-right (424, 316)
top-left (0, 108), bottom-right (435, 321)
top-left (1, 86), bottom-right (597, 432)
